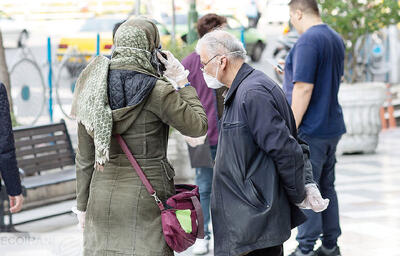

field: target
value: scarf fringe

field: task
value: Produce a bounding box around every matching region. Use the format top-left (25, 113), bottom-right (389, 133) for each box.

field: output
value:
top-left (78, 118), bottom-right (111, 171)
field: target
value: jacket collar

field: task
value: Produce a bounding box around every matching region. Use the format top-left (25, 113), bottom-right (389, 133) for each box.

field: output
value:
top-left (224, 63), bottom-right (254, 105)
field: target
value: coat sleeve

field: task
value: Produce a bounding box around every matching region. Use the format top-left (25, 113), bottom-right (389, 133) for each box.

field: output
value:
top-left (75, 123), bottom-right (95, 211)
top-left (297, 137), bottom-right (315, 185)
top-left (0, 83), bottom-right (22, 196)
top-left (243, 88), bottom-right (306, 204)
top-left (148, 81), bottom-right (208, 137)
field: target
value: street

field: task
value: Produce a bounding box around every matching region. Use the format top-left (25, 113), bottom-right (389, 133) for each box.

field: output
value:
top-left (1, 128), bottom-right (399, 255)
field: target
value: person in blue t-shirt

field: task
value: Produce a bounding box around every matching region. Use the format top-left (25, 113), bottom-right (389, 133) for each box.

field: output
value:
top-left (282, 1), bottom-right (346, 256)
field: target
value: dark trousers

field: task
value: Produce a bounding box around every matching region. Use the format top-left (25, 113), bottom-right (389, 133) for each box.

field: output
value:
top-left (296, 133), bottom-right (342, 253)
top-left (246, 245), bottom-right (284, 256)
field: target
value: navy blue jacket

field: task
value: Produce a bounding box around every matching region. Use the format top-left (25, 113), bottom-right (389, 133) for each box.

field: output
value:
top-left (0, 83), bottom-right (22, 196)
top-left (211, 64), bottom-right (311, 255)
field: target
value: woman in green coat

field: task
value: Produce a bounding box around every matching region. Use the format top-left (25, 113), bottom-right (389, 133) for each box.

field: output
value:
top-left (71, 17), bottom-right (207, 256)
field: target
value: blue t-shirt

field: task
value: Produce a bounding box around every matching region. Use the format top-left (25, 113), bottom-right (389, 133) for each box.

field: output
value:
top-left (283, 24), bottom-right (346, 138)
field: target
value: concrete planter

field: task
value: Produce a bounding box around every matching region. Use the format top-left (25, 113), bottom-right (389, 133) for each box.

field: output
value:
top-left (167, 130), bottom-right (195, 183)
top-left (337, 82), bottom-right (386, 154)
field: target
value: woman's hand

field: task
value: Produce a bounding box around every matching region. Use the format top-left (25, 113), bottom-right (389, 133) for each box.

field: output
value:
top-left (72, 206), bottom-right (86, 231)
top-left (182, 134), bottom-right (207, 147)
top-left (157, 51), bottom-right (189, 89)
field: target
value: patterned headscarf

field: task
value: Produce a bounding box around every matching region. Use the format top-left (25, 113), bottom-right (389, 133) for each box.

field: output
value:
top-left (110, 17), bottom-right (162, 76)
top-left (71, 17), bottom-right (162, 169)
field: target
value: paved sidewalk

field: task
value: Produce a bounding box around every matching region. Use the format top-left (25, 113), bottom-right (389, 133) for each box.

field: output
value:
top-left (1, 129), bottom-right (400, 256)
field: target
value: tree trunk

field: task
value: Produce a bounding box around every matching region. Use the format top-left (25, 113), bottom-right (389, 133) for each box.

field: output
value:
top-left (135, 0), bottom-right (141, 15)
top-left (0, 29), bottom-right (12, 111)
top-left (171, 0), bottom-right (176, 45)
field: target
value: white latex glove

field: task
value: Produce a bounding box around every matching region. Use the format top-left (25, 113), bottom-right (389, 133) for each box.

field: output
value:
top-left (72, 206), bottom-right (86, 230)
top-left (297, 184), bottom-right (329, 212)
top-left (157, 50), bottom-right (189, 89)
top-left (183, 134), bottom-right (207, 147)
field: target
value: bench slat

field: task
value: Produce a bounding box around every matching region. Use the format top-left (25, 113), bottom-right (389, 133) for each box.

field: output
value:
top-left (20, 161), bottom-right (75, 176)
top-left (13, 123), bottom-right (66, 139)
top-left (16, 143), bottom-right (70, 157)
top-left (18, 151), bottom-right (74, 167)
top-left (15, 134), bottom-right (68, 148)
top-left (22, 168), bottom-right (76, 189)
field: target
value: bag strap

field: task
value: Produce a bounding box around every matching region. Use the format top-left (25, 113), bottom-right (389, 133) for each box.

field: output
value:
top-left (115, 134), bottom-right (165, 211)
top-left (191, 196), bottom-right (205, 239)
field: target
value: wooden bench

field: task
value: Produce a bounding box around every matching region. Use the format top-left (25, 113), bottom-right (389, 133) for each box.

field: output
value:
top-left (0, 120), bottom-right (76, 231)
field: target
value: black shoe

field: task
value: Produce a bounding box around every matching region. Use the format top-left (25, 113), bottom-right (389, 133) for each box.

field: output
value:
top-left (315, 245), bottom-right (341, 256)
top-left (289, 247), bottom-right (316, 256)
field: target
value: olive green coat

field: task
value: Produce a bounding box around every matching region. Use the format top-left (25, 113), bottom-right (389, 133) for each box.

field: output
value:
top-left (75, 80), bottom-right (207, 256)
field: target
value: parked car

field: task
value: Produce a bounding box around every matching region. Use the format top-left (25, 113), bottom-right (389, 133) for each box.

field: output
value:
top-left (178, 14), bottom-right (266, 62)
top-left (56, 16), bottom-right (179, 63)
top-left (56, 17), bottom-right (124, 63)
top-left (0, 11), bottom-right (29, 48)
top-left (263, 0), bottom-right (290, 24)
top-left (224, 15), bottom-right (266, 62)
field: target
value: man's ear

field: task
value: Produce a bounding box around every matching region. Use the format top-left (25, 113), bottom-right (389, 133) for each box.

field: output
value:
top-left (220, 56), bottom-right (228, 71)
top-left (296, 9), bottom-right (303, 20)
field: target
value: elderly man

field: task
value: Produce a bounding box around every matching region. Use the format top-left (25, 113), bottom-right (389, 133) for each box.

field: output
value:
top-left (181, 13), bottom-right (227, 255)
top-left (196, 30), bottom-right (328, 256)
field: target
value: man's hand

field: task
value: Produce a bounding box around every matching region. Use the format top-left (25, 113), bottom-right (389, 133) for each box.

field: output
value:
top-left (297, 184), bottom-right (329, 212)
top-left (9, 194), bottom-right (24, 213)
top-left (275, 59), bottom-right (285, 75)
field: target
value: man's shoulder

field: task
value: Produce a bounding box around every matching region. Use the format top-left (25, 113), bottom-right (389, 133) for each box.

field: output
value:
top-left (300, 24), bottom-right (341, 43)
top-left (236, 69), bottom-right (281, 104)
top-left (297, 30), bottom-right (320, 48)
top-left (244, 69), bottom-right (278, 92)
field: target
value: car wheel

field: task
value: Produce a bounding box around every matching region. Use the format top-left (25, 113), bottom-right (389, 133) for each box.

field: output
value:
top-left (251, 42), bottom-right (265, 62)
top-left (17, 30), bottom-right (29, 48)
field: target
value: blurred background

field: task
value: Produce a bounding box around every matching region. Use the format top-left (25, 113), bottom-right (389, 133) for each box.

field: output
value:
top-left (0, 0), bottom-right (290, 128)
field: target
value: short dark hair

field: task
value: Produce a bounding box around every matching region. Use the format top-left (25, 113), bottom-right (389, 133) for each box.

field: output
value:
top-left (197, 14), bottom-right (227, 38)
top-left (288, 0), bottom-right (320, 16)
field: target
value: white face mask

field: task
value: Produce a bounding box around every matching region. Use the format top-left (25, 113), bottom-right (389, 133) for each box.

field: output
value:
top-left (203, 64), bottom-right (225, 89)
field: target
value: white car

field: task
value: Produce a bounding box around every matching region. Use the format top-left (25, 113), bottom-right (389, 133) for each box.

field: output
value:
top-left (263, 0), bottom-right (290, 24)
top-left (0, 12), bottom-right (29, 48)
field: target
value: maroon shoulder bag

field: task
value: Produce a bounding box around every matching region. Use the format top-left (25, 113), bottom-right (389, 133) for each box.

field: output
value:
top-left (115, 134), bottom-right (204, 252)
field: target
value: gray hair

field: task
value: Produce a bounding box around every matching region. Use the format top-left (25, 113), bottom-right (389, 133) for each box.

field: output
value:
top-left (196, 30), bottom-right (247, 60)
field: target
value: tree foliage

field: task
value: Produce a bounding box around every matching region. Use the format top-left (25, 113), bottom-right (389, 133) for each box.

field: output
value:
top-left (320, 0), bottom-right (400, 82)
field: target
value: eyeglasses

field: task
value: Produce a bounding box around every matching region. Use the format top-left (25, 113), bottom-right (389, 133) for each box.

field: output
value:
top-left (200, 54), bottom-right (221, 72)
